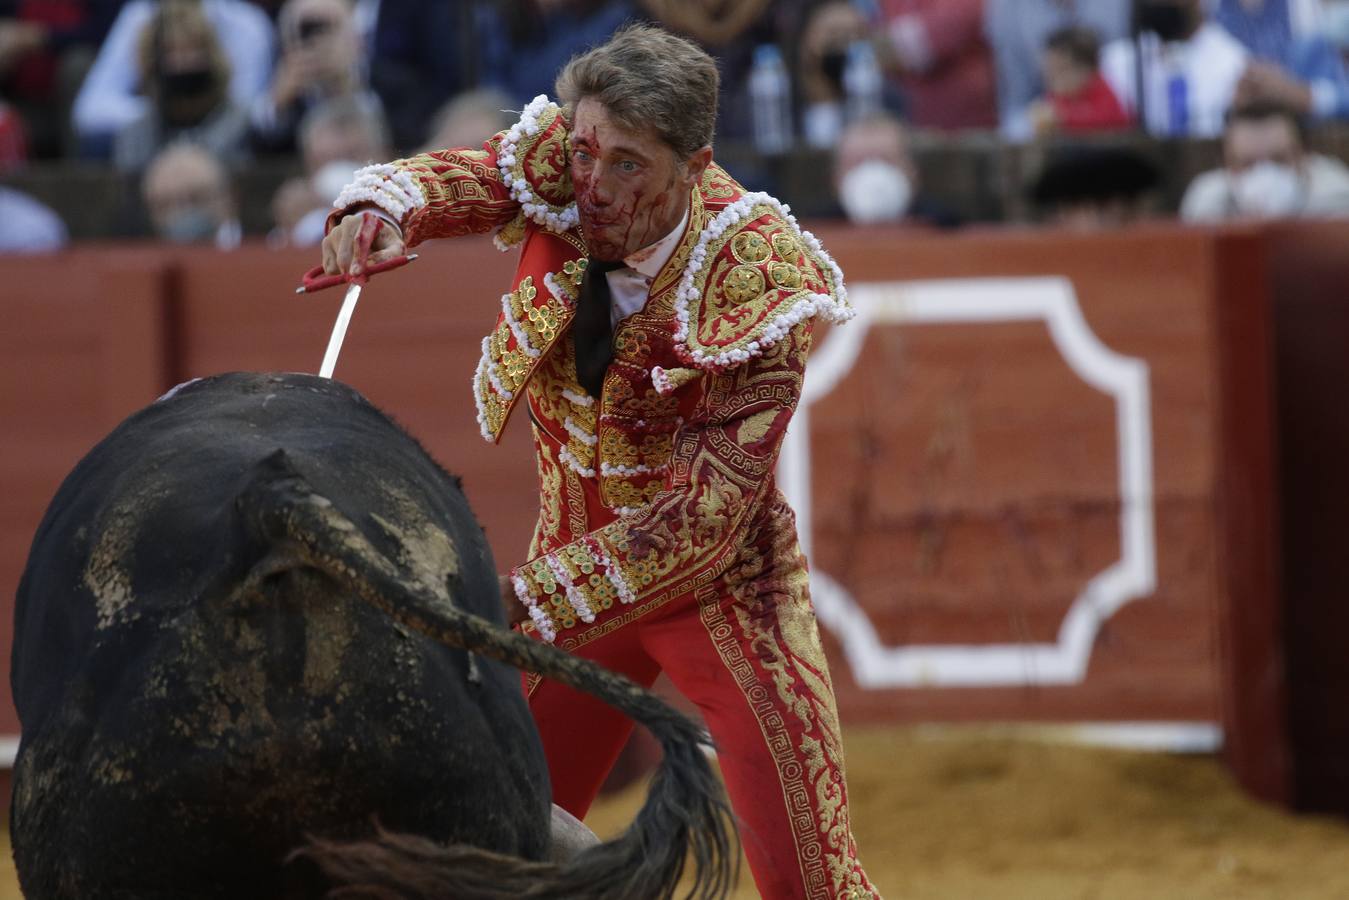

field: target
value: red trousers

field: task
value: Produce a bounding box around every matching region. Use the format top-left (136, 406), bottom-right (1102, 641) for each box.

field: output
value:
top-left (526, 504), bottom-right (877, 899)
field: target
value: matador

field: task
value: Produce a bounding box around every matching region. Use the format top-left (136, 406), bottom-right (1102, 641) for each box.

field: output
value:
top-left (322, 25), bottom-right (878, 900)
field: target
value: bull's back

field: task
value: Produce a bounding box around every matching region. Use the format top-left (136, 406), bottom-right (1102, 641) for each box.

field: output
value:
top-left (10, 372), bottom-right (551, 899)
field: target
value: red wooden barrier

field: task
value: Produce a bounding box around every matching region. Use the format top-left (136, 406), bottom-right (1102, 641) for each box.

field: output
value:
top-left (0, 222), bottom-right (1306, 811)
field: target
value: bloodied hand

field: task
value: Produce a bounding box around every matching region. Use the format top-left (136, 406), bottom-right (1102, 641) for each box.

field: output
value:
top-left (568, 98), bottom-right (711, 262)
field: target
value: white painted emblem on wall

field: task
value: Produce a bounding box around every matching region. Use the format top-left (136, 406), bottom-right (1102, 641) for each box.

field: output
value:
top-left (779, 278), bottom-right (1156, 688)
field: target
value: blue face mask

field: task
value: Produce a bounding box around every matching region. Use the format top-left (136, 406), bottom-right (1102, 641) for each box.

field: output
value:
top-left (160, 207), bottom-right (220, 244)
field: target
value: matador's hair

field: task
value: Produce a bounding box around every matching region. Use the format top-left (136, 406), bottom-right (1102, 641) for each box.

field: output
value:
top-left (555, 24), bottom-right (720, 160)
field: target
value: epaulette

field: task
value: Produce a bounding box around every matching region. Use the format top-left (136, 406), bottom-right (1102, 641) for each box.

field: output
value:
top-left (673, 191), bottom-right (851, 371)
top-left (491, 95), bottom-right (577, 249)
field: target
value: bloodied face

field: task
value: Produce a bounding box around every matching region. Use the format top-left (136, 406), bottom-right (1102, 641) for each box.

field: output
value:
top-left (569, 98), bottom-right (711, 261)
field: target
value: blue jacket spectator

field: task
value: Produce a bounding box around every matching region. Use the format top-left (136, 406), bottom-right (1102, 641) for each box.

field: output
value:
top-left (1234, 1), bottom-right (1349, 122)
top-left (368, 0), bottom-right (468, 151)
top-left (1215, 0), bottom-right (1321, 65)
top-left (476, 1), bottom-right (641, 108)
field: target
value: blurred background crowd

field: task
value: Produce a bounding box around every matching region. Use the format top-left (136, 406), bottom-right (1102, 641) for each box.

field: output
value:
top-left (4, 0), bottom-right (1349, 253)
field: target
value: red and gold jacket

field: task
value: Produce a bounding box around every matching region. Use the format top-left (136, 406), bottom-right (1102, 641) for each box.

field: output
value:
top-left (334, 96), bottom-right (852, 650)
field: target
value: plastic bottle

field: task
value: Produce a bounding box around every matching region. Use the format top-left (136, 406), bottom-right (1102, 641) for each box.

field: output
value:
top-left (843, 39), bottom-right (883, 123)
top-left (1166, 70), bottom-right (1189, 137)
top-left (749, 44), bottom-right (793, 155)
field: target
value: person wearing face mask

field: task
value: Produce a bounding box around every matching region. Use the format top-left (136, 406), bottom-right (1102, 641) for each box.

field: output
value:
top-left (831, 111), bottom-right (962, 227)
top-left (269, 94), bottom-right (394, 247)
top-left (250, 0), bottom-right (383, 155)
top-left (71, 0), bottom-right (274, 158)
top-left (113, 0), bottom-right (251, 173)
top-left (1180, 100), bottom-right (1349, 221)
top-left (141, 142), bottom-right (242, 248)
top-left (1101, 0), bottom-right (1250, 136)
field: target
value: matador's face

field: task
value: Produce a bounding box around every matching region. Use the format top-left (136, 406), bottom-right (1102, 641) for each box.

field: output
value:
top-left (568, 98), bottom-right (707, 262)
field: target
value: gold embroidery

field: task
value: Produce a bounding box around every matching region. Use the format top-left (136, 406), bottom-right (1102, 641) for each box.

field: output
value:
top-left (769, 261), bottom-right (804, 290)
top-left (533, 430), bottom-right (564, 548)
top-left (771, 231), bottom-right (801, 262)
top-left (735, 407), bottom-right (780, 445)
top-left (732, 231), bottom-right (772, 265)
top-left (724, 265), bottom-right (766, 305)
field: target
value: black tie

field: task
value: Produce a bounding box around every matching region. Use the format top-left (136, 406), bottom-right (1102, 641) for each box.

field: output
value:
top-left (572, 258), bottom-right (625, 398)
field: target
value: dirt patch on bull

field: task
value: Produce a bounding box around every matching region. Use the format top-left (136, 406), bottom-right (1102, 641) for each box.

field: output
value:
top-left (584, 725), bottom-right (1349, 900)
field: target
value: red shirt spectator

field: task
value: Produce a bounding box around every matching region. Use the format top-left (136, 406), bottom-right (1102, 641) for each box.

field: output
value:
top-left (876, 0), bottom-right (998, 130)
top-left (1050, 71), bottom-right (1130, 131)
top-left (1029, 25), bottom-right (1131, 136)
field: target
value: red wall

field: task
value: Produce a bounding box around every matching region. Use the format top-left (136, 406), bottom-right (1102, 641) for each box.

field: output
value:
top-left (0, 222), bottom-right (1300, 806)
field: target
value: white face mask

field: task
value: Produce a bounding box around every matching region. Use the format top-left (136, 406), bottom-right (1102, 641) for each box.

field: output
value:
top-left (312, 159), bottom-right (363, 205)
top-left (839, 159), bottom-right (913, 224)
top-left (1230, 161), bottom-right (1306, 219)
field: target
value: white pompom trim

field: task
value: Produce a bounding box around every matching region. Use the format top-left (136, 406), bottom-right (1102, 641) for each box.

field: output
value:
top-left (559, 446), bottom-right (596, 478)
top-left (333, 163), bottom-right (427, 223)
top-left (546, 554), bottom-right (595, 623)
top-left (561, 388), bottom-right (594, 408)
top-left (563, 417), bottom-right (598, 447)
top-left (501, 293), bottom-right (541, 359)
top-left (512, 573), bottom-right (556, 643)
top-left (600, 461), bottom-right (667, 476)
top-left (586, 536), bottom-right (637, 606)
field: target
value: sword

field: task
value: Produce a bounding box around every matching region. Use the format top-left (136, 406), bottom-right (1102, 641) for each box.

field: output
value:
top-left (319, 278), bottom-right (364, 379)
top-left (295, 212), bottom-right (417, 378)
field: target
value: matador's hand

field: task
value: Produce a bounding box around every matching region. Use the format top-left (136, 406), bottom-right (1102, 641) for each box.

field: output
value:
top-left (321, 210), bottom-right (405, 277)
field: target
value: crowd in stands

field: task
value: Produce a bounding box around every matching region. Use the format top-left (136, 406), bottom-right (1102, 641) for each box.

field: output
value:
top-left (4, 0), bottom-right (1349, 253)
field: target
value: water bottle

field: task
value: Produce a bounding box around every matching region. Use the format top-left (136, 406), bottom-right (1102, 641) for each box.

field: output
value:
top-left (843, 39), bottom-right (883, 123)
top-left (1166, 71), bottom-right (1189, 137)
top-left (749, 44), bottom-right (793, 155)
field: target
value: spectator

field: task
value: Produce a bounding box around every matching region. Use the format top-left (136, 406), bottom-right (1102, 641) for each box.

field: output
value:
top-left (985, 0), bottom-right (1131, 140)
top-left (1234, 0), bottom-right (1349, 122)
top-left (367, 0), bottom-right (470, 152)
top-left (1029, 145), bottom-right (1161, 228)
top-left (831, 112), bottom-right (961, 227)
top-left (871, 0), bottom-right (998, 130)
top-left (419, 87), bottom-right (515, 153)
top-left (1215, 0), bottom-right (1321, 64)
top-left (251, 0), bottom-right (381, 155)
top-left (1026, 26), bottom-right (1131, 137)
top-left (72, 0), bottom-right (273, 156)
top-left (639, 0), bottom-right (809, 144)
top-left (0, 0), bottom-right (121, 158)
top-left (476, 0), bottom-right (641, 108)
top-left (141, 141), bottom-right (241, 247)
top-left (0, 185), bottom-right (67, 252)
top-left (113, 1), bottom-right (250, 172)
top-left (1101, 0), bottom-right (1248, 137)
top-left (797, 1), bottom-right (870, 147)
top-left (1180, 100), bottom-right (1349, 221)
top-left (270, 94), bottom-right (391, 246)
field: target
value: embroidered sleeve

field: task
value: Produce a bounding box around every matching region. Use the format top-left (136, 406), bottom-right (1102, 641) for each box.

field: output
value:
top-left (509, 321), bottom-right (814, 645)
top-left (328, 95), bottom-right (578, 249)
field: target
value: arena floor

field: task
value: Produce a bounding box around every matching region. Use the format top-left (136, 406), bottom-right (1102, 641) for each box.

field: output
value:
top-left (586, 725), bottom-right (1349, 900)
top-left (2, 724), bottom-right (1347, 899)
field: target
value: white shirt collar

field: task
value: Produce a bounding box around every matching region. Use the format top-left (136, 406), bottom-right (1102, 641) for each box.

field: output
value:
top-left (621, 206), bottom-right (690, 279)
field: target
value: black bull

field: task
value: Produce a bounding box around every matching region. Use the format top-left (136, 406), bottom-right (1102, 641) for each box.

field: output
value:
top-left (11, 372), bottom-right (735, 899)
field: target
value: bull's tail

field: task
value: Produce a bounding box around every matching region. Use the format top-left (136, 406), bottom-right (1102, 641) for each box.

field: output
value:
top-left (240, 453), bottom-right (736, 900)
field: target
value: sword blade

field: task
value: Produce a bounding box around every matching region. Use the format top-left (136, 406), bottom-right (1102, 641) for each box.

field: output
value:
top-left (319, 281), bottom-right (362, 378)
